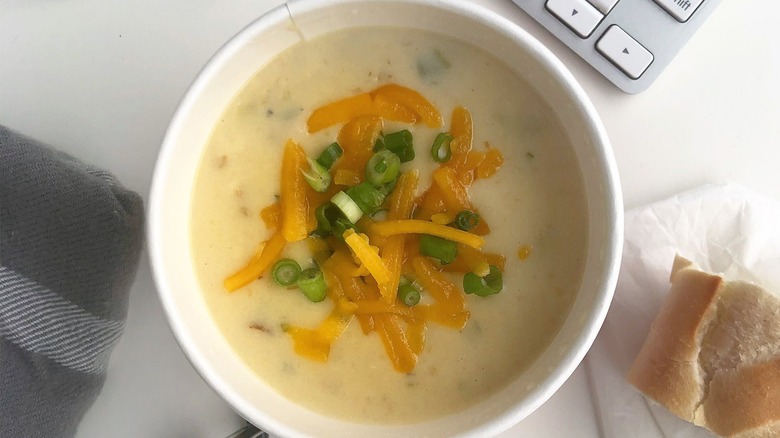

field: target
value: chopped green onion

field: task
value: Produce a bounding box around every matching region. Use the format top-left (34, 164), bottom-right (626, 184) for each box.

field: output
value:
top-left (316, 142), bottom-right (343, 169)
top-left (376, 179), bottom-right (397, 197)
top-left (315, 203), bottom-right (341, 232)
top-left (272, 258), bottom-right (302, 286)
top-left (431, 133), bottom-right (453, 163)
top-left (383, 130), bottom-right (415, 163)
top-left (297, 268), bottom-right (328, 302)
top-left (398, 284), bottom-right (421, 307)
top-left (301, 157), bottom-right (331, 192)
top-left (419, 234), bottom-right (458, 264)
top-left (332, 217), bottom-right (357, 239)
top-left (346, 182), bottom-right (386, 215)
top-left (308, 228), bottom-right (329, 238)
top-left (463, 265), bottom-right (503, 297)
top-left (366, 150), bottom-right (401, 186)
top-left (416, 49), bottom-right (451, 79)
top-left (454, 210), bottom-right (480, 231)
top-left (332, 191), bottom-right (363, 223)
top-left (373, 135), bottom-right (385, 152)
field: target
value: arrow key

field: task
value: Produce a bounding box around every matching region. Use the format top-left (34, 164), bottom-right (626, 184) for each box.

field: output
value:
top-left (596, 25), bottom-right (654, 79)
top-left (546, 0), bottom-right (603, 38)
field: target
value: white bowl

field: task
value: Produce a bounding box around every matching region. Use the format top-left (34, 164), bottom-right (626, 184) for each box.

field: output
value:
top-left (149, 0), bottom-right (623, 436)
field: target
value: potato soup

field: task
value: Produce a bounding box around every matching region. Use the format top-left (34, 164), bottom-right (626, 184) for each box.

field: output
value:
top-left (190, 27), bottom-right (587, 423)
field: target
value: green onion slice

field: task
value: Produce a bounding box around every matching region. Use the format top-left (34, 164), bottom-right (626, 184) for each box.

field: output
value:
top-left (316, 142), bottom-right (343, 170)
top-left (454, 210), bottom-right (480, 231)
top-left (366, 150), bottom-right (401, 186)
top-left (301, 157), bottom-right (331, 192)
top-left (376, 179), bottom-right (397, 197)
top-left (272, 258), bottom-right (302, 286)
top-left (346, 182), bottom-right (386, 215)
top-left (431, 133), bottom-right (454, 163)
top-left (297, 268), bottom-right (328, 302)
top-left (419, 234), bottom-right (458, 264)
top-left (463, 265), bottom-right (503, 297)
top-left (373, 135), bottom-right (385, 152)
top-left (315, 203), bottom-right (341, 233)
top-left (332, 217), bottom-right (357, 240)
top-left (398, 283), bottom-right (421, 307)
top-left (332, 191), bottom-right (363, 223)
top-left (383, 130), bottom-right (415, 163)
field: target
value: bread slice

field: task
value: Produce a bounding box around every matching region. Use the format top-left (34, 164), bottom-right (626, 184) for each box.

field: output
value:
top-left (627, 255), bottom-right (780, 437)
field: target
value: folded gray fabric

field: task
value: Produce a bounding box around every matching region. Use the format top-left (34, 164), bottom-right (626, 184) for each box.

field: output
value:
top-left (0, 126), bottom-right (144, 437)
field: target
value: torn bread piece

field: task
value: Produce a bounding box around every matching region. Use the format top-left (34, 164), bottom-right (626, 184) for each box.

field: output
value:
top-left (627, 255), bottom-right (780, 437)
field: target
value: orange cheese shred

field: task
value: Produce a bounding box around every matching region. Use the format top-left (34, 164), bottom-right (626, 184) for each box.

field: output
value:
top-left (333, 169), bottom-right (362, 186)
top-left (223, 229), bottom-right (286, 292)
top-left (307, 85), bottom-right (436, 133)
top-left (416, 183), bottom-right (447, 218)
top-left (406, 319), bottom-right (427, 355)
top-left (283, 298), bottom-right (357, 362)
top-left (449, 106), bottom-right (473, 154)
top-left (370, 93), bottom-right (419, 124)
top-left (307, 93), bottom-right (374, 133)
top-left (370, 83), bottom-right (443, 128)
top-left (280, 139), bottom-right (311, 242)
top-left (411, 256), bottom-right (467, 313)
top-left (477, 148), bottom-right (505, 179)
top-left (430, 166), bottom-right (491, 236)
top-left (377, 171), bottom-right (419, 302)
top-left (352, 299), bottom-right (417, 319)
top-left (259, 202), bottom-right (281, 230)
top-left (343, 229), bottom-right (391, 285)
top-left (375, 314), bottom-right (417, 373)
top-left (333, 115), bottom-right (383, 178)
top-left (417, 305), bottom-right (470, 330)
top-left (446, 106), bottom-right (473, 171)
top-left (441, 244), bottom-right (506, 274)
top-left (371, 219), bottom-right (484, 249)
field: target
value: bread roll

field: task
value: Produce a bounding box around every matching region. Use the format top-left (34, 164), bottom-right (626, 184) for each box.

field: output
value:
top-left (627, 255), bottom-right (780, 437)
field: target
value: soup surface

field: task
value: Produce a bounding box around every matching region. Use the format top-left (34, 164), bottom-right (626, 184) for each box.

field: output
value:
top-left (190, 27), bottom-right (587, 423)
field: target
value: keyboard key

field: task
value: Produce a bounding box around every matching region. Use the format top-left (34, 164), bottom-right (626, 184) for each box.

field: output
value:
top-left (596, 26), bottom-right (654, 79)
top-left (653, 0), bottom-right (705, 22)
top-left (588, 0), bottom-right (620, 14)
top-left (546, 0), bottom-right (604, 38)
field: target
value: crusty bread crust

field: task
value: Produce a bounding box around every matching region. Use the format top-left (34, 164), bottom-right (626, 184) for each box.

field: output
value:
top-left (627, 255), bottom-right (780, 437)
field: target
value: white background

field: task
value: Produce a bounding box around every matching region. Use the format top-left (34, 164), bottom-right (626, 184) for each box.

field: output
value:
top-left (1, 0), bottom-right (778, 436)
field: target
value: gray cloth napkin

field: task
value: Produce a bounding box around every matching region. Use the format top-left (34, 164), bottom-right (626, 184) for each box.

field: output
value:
top-left (0, 126), bottom-right (144, 437)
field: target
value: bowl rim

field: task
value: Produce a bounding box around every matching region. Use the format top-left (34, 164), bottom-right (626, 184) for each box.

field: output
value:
top-left (148, 0), bottom-right (623, 436)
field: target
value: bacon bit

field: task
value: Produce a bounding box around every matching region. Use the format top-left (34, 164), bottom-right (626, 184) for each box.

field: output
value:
top-left (217, 155), bottom-right (228, 169)
top-left (249, 323), bottom-right (273, 334)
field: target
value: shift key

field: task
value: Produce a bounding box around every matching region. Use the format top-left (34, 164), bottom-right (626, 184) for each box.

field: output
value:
top-left (654, 0), bottom-right (705, 22)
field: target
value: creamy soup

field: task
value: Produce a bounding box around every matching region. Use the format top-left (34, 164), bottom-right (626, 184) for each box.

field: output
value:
top-left (190, 27), bottom-right (587, 423)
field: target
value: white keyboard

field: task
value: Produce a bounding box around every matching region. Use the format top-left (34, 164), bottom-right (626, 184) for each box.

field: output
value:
top-left (512, 0), bottom-right (722, 93)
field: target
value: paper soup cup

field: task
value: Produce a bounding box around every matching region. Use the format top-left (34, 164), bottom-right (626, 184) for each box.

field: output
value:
top-left (149, 0), bottom-right (623, 436)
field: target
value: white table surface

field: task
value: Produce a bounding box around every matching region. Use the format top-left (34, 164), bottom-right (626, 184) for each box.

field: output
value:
top-left (2, 0), bottom-right (778, 436)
